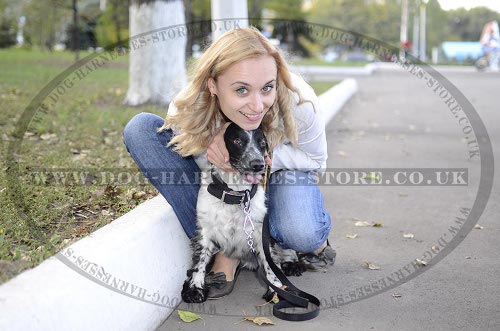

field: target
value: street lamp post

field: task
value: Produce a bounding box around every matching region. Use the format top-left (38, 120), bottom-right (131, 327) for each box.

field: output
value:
top-left (400, 0), bottom-right (409, 59)
top-left (419, 0), bottom-right (429, 62)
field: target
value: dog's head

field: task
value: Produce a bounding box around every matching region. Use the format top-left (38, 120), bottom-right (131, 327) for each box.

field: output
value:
top-left (224, 123), bottom-right (268, 184)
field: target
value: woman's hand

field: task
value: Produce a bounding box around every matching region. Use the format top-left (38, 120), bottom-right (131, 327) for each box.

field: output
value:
top-left (207, 122), bottom-right (234, 172)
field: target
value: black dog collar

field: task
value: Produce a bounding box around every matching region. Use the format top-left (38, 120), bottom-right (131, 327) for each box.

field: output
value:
top-left (207, 171), bottom-right (258, 205)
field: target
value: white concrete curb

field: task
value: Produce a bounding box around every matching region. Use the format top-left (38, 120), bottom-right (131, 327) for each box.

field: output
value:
top-left (0, 78), bottom-right (358, 331)
top-left (0, 195), bottom-right (191, 331)
top-left (291, 63), bottom-right (376, 80)
top-left (319, 78), bottom-right (358, 124)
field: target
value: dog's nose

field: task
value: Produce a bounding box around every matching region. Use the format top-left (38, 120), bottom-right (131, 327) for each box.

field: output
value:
top-left (250, 160), bottom-right (265, 172)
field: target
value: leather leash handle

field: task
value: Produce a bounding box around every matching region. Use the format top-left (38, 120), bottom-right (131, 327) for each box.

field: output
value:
top-left (257, 163), bottom-right (320, 321)
top-left (261, 214), bottom-right (320, 321)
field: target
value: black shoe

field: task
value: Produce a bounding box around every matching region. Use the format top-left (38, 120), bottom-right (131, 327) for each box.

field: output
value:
top-left (299, 241), bottom-right (336, 272)
top-left (206, 264), bottom-right (242, 299)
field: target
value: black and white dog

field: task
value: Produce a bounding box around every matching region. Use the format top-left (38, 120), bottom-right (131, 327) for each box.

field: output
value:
top-left (181, 123), bottom-right (291, 303)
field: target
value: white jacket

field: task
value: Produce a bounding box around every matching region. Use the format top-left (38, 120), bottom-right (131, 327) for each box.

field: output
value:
top-left (272, 72), bottom-right (328, 173)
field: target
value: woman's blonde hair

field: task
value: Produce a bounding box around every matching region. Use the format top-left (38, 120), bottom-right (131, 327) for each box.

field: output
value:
top-left (159, 26), bottom-right (308, 157)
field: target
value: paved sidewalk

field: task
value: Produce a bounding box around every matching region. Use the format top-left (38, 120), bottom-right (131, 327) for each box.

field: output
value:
top-left (158, 68), bottom-right (500, 330)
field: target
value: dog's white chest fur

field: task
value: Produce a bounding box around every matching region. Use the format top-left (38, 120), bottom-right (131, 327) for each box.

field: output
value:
top-left (196, 172), bottom-right (267, 262)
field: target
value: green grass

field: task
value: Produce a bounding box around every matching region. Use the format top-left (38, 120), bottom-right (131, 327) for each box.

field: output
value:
top-left (0, 48), bottom-right (161, 283)
top-left (308, 81), bottom-right (338, 95)
top-left (0, 48), bottom-right (338, 284)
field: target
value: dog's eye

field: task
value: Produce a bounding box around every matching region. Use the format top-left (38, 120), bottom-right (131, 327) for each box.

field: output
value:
top-left (233, 138), bottom-right (243, 146)
top-left (259, 139), bottom-right (267, 148)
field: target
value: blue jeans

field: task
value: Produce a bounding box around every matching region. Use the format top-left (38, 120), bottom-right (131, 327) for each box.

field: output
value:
top-left (123, 112), bottom-right (331, 253)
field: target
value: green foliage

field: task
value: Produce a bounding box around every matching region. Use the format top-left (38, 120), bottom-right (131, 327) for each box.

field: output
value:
top-left (95, 0), bottom-right (128, 49)
top-left (445, 7), bottom-right (500, 41)
top-left (307, 0), bottom-right (401, 47)
top-left (263, 0), bottom-right (312, 56)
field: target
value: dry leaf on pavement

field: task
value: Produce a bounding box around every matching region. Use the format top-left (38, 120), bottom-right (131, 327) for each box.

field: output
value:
top-left (177, 310), bottom-right (202, 323)
top-left (363, 262), bottom-right (380, 270)
top-left (243, 317), bottom-right (275, 326)
top-left (345, 233), bottom-right (358, 239)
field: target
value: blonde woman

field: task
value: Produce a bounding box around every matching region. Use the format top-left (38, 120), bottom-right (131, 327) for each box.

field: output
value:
top-left (123, 27), bottom-right (335, 299)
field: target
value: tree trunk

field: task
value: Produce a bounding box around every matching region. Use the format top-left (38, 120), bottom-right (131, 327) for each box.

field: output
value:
top-left (72, 0), bottom-right (80, 61)
top-left (183, 0), bottom-right (192, 59)
top-left (125, 0), bottom-right (187, 106)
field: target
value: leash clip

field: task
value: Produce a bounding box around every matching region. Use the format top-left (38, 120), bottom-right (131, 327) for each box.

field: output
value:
top-left (242, 191), bottom-right (255, 253)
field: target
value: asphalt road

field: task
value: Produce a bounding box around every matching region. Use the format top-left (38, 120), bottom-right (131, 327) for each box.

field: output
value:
top-left (158, 66), bottom-right (500, 331)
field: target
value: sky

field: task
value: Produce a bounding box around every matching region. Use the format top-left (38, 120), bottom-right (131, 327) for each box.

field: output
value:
top-left (438, 0), bottom-right (500, 12)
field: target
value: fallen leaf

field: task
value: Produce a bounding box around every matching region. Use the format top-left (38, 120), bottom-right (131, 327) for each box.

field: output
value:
top-left (354, 221), bottom-right (372, 227)
top-left (132, 191), bottom-right (146, 200)
top-left (177, 310), bottom-right (202, 323)
top-left (345, 233), bottom-right (358, 239)
top-left (337, 150), bottom-right (346, 157)
top-left (398, 192), bottom-right (408, 197)
top-left (40, 133), bottom-right (57, 140)
top-left (474, 224), bottom-right (484, 230)
top-left (101, 210), bottom-right (114, 216)
top-left (363, 262), bottom-right (380, 270)
top-left (372, 222), bottom-right (383, 227)
top-left (403, 233), bottom-right (414, 239)
top-left (104, 137), bottom-right (114, 145)
top-left (255, 292), bottom-right (279, 307)
top-left (465, 256), bottom-right (471, 259)
top-left (392, 293), bottom-right (402, 298)
top-left (415, 258), bottom-right (427, 266)
top-left (244, 317), bottom-right (275, 326)
top-left (364, 173), bottom-right (381, 181)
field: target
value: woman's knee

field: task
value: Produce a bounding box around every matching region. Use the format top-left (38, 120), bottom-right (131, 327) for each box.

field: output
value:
top-left (123, 112), bottom-right (165, 150)
top-left (268, 170), bottom-right (332, 252)
top-left (270, 210), bottom-right (331, 253)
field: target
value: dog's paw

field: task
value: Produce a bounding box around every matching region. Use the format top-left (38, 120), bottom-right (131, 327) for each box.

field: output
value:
top-left (281, 261), bottom-right (306, 277)
top-left (181, 279), bottom-right (208, 303)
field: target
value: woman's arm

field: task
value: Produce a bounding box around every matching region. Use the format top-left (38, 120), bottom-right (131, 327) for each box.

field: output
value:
top-left (271, 73), bottom-right (328, 172)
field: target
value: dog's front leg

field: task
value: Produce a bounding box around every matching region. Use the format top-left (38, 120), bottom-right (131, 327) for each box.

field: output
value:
top-left (181, 233), bottom-right (216, 303)
top-left (255, 241), bottom-right (283, 290)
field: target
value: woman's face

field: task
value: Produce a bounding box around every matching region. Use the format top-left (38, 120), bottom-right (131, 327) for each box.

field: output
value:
top-left (208, 55), bottom-right (277, 131)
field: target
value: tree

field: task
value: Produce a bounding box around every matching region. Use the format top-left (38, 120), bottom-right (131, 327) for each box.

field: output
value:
top-left (125, 0), bottom-right (187, 106)
top-left (308, 0), bottom-right (400, 48)
top-left (96, 0), bottom-right (129, 49)
top-left (183, 0), bottom-right (211, 59)
top-left (264, 0), bottom-right (313, 56)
